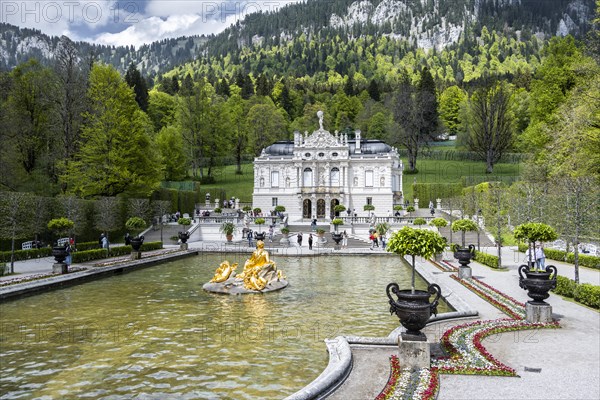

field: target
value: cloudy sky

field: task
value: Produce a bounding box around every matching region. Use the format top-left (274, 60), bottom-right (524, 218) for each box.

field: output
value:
top-left (1, 0), bottom-right (302, 47)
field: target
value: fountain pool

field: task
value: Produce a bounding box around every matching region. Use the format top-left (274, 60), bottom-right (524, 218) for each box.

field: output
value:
top-left (0, 254), bottom-right (451, 399)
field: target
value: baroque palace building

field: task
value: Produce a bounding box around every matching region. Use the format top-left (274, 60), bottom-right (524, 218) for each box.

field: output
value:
top-left (252, 112), bottom-right (404, 221)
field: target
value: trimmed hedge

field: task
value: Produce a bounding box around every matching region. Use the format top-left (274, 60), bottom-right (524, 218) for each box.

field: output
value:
top-left (517, 245), bottom-right (600, 269)
top-left (473, 251), bottom-right (500, 269)
top-left (553, 276), bottom-right (600, 309)
top-left (0, 247), bottom-right (53, 263)
top-left (72, 242), bottom-right (163, 263)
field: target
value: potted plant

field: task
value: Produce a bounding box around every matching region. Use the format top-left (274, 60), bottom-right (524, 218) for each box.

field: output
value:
top-left (413, 217), bottom-right (427, 226)
top-left (514, 222), bottom-right (559, 305)
top-left (125, 217), bottom-right (147, 251)
top-left (220, 221), bottom-right (238, 242)
top-left (363, 204), bottom-right (375, 215)
top-left (254, 218), bottom-right (266, 240)
top-left (331, 218), bottom-right (344, 232)
top-left (279, 227), bottom-right (291, 246)
top-left (333, 204), bottom-right (346, 216)
top-left (242, 205), bottom-right (252, 213)
top-left (214, 207), bottom-right (222, 214)
top-left (47, 217), bottom-right (74, 268)
top-left (386, 226), bottom-right (446, 340)
top-left (429, 217), bottom-right (448, 229)
top-left (451, 219), bottom-right (478, 248)
top-left (406, 206), bottom-right (415, 215)
top-left (178, 217), bottom-right (192, 244)
top-left (253, 207), bottom-right (262, 215)
top-left (274, 205), bottom-right (286, 214)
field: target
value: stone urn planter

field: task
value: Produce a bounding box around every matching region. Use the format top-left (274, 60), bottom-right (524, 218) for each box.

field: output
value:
top-left (254, 232), bottom-right (266, 241)
top-left (178, 231), bottom-right (190, 243)
top-left (331, 233), bottom-right (343, 245)
top-left (386, 282), bottom-right (442, 341)
top-left (130, 236), bottom-right (144, 252)
top-left (52, 246), bottom-right (67, 264)
top-left (454, 244), bottom-right (475, 267)
top-left (518, 265), bottom-right (557, 305)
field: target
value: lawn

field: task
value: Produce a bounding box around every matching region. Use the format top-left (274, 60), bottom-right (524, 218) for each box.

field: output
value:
top-left (194, 159), bottom-right (523, 203)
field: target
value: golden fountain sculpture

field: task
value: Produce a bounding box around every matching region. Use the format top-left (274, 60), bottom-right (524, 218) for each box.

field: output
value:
top-left (205, 240), bottom-right (287, 293)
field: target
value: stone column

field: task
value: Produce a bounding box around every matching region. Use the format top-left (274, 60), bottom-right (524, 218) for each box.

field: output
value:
top-left (414, 198), bottom-right (419, 210)
top-left (235, 198), bottom-right (240, 209)
top-left (436, 198), bottom-right (442, 210)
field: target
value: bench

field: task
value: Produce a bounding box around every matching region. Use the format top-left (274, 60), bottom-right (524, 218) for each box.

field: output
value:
top-left (57, 237), bottom-right (70, 247)
top-left (21, 241), bottom-right (34, 250)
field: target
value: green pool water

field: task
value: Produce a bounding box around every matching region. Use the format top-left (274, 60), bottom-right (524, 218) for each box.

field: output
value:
top-left (0, 254), bottom-right (450, 399)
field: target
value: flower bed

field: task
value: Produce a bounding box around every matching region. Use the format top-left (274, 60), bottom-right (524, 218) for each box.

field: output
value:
top-left (430, 259), bottom-right (457, 272)
top-left (451, 275), bottom-right (526, 319)
top-left (375, 356), bottom-right (438, 400)
top-left (434, 319), bottom-right (560, 376)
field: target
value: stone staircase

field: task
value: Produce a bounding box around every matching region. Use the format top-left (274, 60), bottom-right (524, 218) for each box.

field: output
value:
top-left (438, 226), bottom-right (495, 248)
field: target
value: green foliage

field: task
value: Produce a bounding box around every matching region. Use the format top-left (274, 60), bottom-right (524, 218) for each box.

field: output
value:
top-left (413, 183), bottom-right (463, 202)
top-left (253, 207), bottom-right (262, 214)
top-left (316, 228), bottom-right (326, 235)
top-left (406, 206), bottom-right (415, 213)
top-left (156, 126), bottom-right (187, 181)
top-left (254, 218), bottom-right (265, 225)
top-left (72, 241), bottom-right (163, 263)
top-left (473, 251), bottom-right (500, 269)
top-left (451, 219), bottom-right (478, 232)
top-left (242, 206), bottom-right (252, 212)
top-left (413, 218), bottom-right (427, 225)
top-left (213, 207), bottom-right (222, 214)
top-left (333, 204), bottom-right (346, 212)
top-left (386, 226), bottom-right (447, 259)
top-left (375, 222), bottom-right (390, 236)
top-left (554, 276), bottom-right (577, 297)
top-left (543, 248), bottom-right (567, 262)
top-left (47, 218), bottom-right (74, 235)
top-left (125, 217), bottom-right (146, 231)
top-left (393, 205), bottom-right (403, 211)
top-left (363, 204), bottom-right (375, 211)
top-left (430, 218), bottom-right (448, 228)
top-left (553, 276), bottom-right (600, 309)
top-left (513, 222), bottom-right (558, 243)
top-left (274, 205), bottom-right (286, 212)
top-left (177, 217), bottom-right (191, 226)
top-left (219, 222), bottom-right (237, 236)
top-left (281, 227), bottom-right (290, 234)
top-left (439, 85), bottom-right (467, 135)
top-left (331, 218), bottom-right (344, 226)
top-left (566, 253), bottom-right (600, 269)
top-left (0, 247), bottom-right (52, 263)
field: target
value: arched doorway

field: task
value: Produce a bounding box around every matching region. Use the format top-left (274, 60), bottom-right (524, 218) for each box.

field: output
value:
top-left (317, 199), bottom-right (326, 219)
top-left (330, 199), bottom-right (340, 219)
top-left (303, 199), bottom-right (312, 219)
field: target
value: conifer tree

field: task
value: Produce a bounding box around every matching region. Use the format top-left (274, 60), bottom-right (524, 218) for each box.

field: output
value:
top-left (125, 62), bottom-right (149, 112)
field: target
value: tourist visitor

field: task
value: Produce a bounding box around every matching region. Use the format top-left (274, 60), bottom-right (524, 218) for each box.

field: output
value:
top-left (535, 244), bottom-right (546, 271)
top-left (308, 233), bottom-right (313, 250)
top-left (381, 232), bottom-right (387, 249)
top-left (297, 232), bottom-right (303, 246)
top-left (124, 233), bottom-right (131, 246)
top-left (342, 231), bottom-right (348, 248)
top-left (247, 229), bottom-right (253, 247)
top-left (101, 234), bottom-right (109, 249)
top-left (311, 219), bottom-right (317, 231)
top-left (525, 246), bottom-right (535, 268)
top-left (268, 225), bottom-right (274, 242)
top-left (65, 241), bottom-right (72, 266)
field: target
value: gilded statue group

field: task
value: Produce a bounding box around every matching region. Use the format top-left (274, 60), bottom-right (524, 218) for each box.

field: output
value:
top-left (209, 240), bottom-right (285, 291)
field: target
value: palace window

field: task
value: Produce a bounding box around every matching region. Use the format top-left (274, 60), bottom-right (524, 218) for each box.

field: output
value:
top-left (272, 198), bottom-right (278, 207)
top-left (330, 168), bottom-right (340, 186)
top-left (366, 197), bottom-right (373, 205)
top-left (271, 171), bottom-right (279, 187)
top-left (365, 170), bottom-right (374, 187)
top-left (303, 168), bottom-right (313, 186)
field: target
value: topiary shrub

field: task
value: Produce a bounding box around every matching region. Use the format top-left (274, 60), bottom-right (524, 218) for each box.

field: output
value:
top-left (574, 283), bottom-right (600, 309)
top-left (413, 217), bottom-right (427, 226)
top-left (473, 251), bottom-right (499, 269)
top-left (553, 276), bottom-right (577, 297)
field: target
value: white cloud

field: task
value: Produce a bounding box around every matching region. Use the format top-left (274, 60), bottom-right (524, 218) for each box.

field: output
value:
top-left (1, 0), bottom-right (304, 47)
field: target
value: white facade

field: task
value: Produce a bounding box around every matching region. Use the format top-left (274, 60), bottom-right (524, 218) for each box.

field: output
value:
top-left (252, 117), bottom-right (403, 221)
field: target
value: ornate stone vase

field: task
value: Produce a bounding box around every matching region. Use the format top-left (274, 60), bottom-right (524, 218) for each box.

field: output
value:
top-left (254, 232), bottom-right (266, 241)
top-left (178, 231), bottom-right (190, 244)
top-left (518, 265), bottom-right (557, 305)
top-left (331, 233), bottom-right (343, 245)
top-left (453, 244), bottom-right (475, 267)
top-left (52, 246), bottom-right (67, 263)
top-left (386, 282), bottom-right (442, 339)
top-left (130, 236), bottom-right (144, 252)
